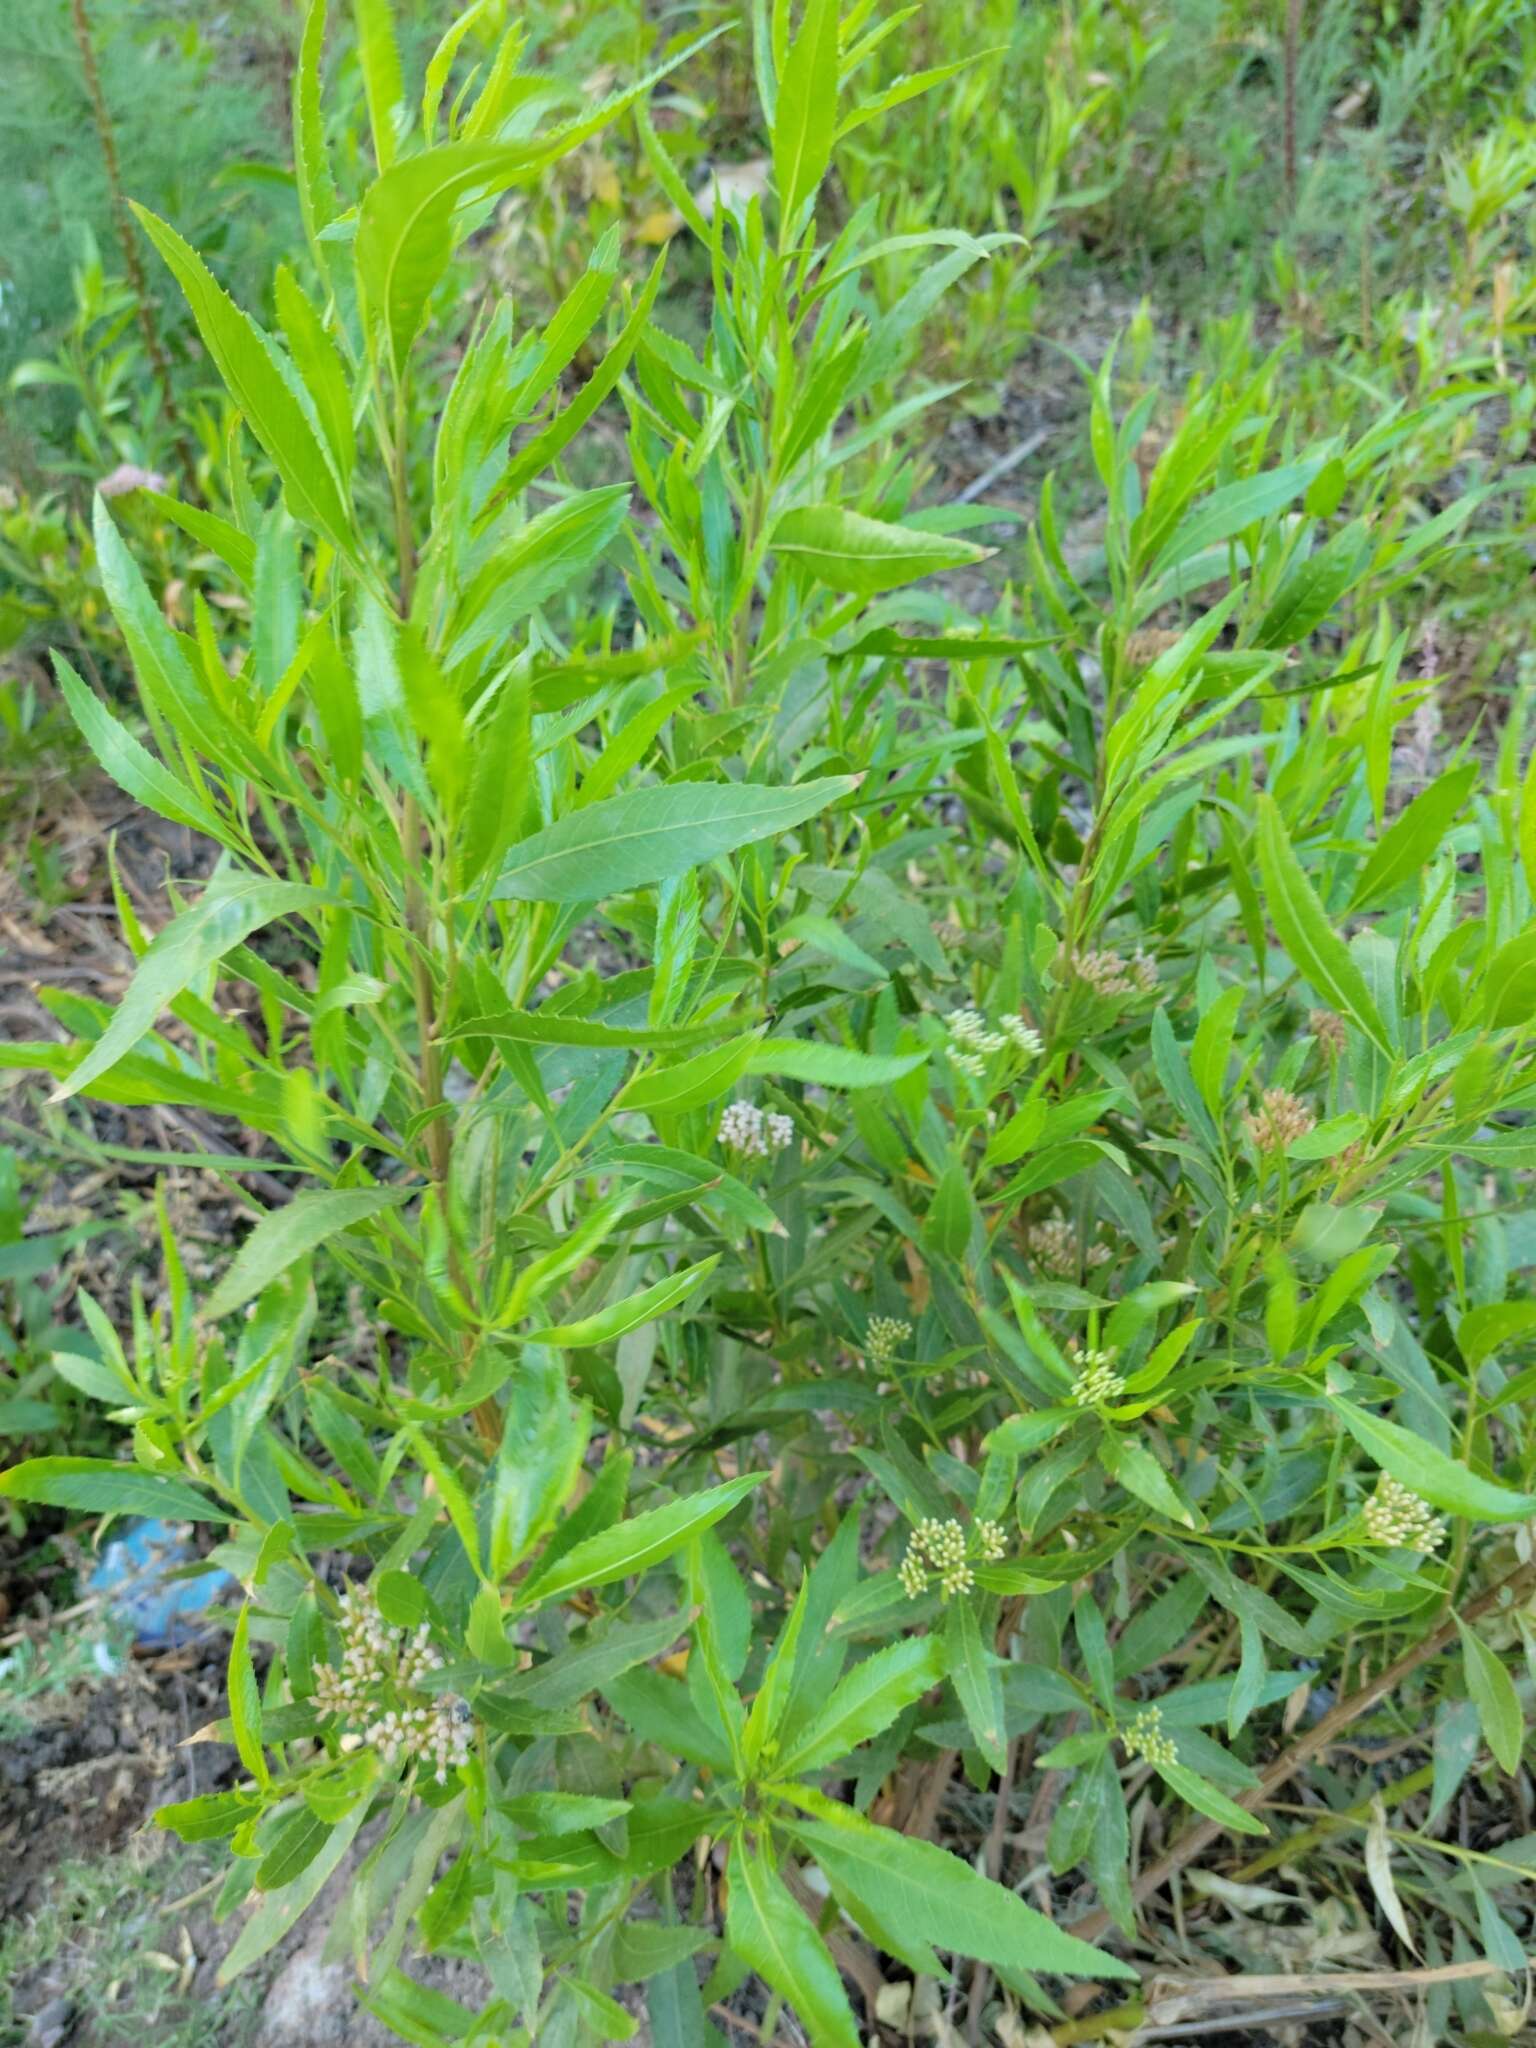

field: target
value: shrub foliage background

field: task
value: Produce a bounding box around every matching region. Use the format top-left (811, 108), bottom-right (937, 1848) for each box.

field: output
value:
top-left (3, 0), bottom-right (1536, 2042)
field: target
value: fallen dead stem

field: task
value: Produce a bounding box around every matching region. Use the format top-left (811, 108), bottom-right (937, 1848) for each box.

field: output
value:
top-left (1050, 1958), bottom-right (1518, 2045)
top-left (1068, 1556), bottom-right (1536, 1946)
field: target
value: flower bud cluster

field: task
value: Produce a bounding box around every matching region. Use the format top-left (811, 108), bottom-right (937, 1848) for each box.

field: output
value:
top-left (863, 1315), bottom-right (912, 1366)
top-left (1025, 1215), bottom-right (1113, 1277)
top-left (898, 1516), bottom-right (1006, 1601)
top-left (1309, 1009), bottom-right (1347, 1058)
top-left (1242, 1088), bottom-right (1315, 1153)
top-left (717, 1101), bottom-right (794, 1158)
top-left (1066, 948), bottom-right (1159, 1001)
top-left (1121, 1703), bottom-right (1176, 1767)
top-left (1123, 627), bottom-right (1182, 670)
top-left (1068, 1341), bottom-right (1124, 1407)
top-left (946, 1007), bottom-right (1043, 1077)
top-left (313, 1582), bottom-right (472, 1785)
top-left (1362, 1474), bottom-right (1445, 1553)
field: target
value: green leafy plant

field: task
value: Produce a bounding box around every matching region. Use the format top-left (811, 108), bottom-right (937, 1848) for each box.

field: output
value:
top-left (6, 2), bottom-right (1536, 2044)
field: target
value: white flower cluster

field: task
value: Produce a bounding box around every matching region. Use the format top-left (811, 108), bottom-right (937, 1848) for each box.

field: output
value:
top-left (898, 1516), bottom-right (1006, 1601)
top-left (313, 1582), bottom-right (473, 1785)
top-left (717, 1100), bottom-right (794, 1158)
top-left (1025, 1215), bottom-right (1113, 1277)
top-left (1121, 1703), bottom-right (1176, 1767)
top-left (864, 1315), bottom-right (912, 1366)
top-left (946, 1007), bottom-right (1043, 1077)
top-left (1068, 1341), bottom-right (1124, 1407)
top-left (1362, 1474), bottom-right (1446, 1553)
top-left (1068, 948), bottom-right (1158, 1001)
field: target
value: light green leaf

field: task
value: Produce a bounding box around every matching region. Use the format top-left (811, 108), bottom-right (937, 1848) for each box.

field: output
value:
top-left (1254, 797), bottom-right (1390, 1054)
top-left (945, 1597), bottom-right (1006, 1772)
top-left (53, 654), bottom-right (223, 840)
top-left (521, 1472), bottom-right (766, 1605)
top-left (53, 877), bottom-right (329, 1104)
top-left (1456, 1618), bottom-right (1525, 1774)
top-left (1349, 765), bottom-right (1477, 912)
top-left (131, 207), bottom-right (356, 559)
top-left (1154, 1760), bottom-right (1267, 1836)
top-left (727, 1837), bottom-right (860, 2048)
top-left (531, 1258), bottom-right (719, 1347)
top-left (784, 1796), bottom-right (1134, 1978)
top-left (744, 1039), bottom-right (927, 1087)
top-left (490, 1350), bottom-right (589, 1580)
top-left (356, 141), bottom-right (542, 380)
top-left (203, 1187), bottom-right (408, 1322)
top-left (218, 1802), bottom-right (367, 1982)
top-left (292, 0), bottom-right (337, 262)
top-left (1458, 1302), bottom-right (1536, 1371)
top-left (623, 1036), bottom-right (761, 1116)
top-left (1151, 461), bottom-right (1320, 577)
top-left (493, 779), bottom-right (855, 903)
top-left (1330, 1396), bottom-right (1536, 1521)
top-left (773, 0), bottom-right (840, 244)
top-left (1098, 1435), bottom-right (1201, 1530)
top-left (771, 505), bottom-right (990, 597)
top-left (1190, 983), bottom-right (1244, 1120)
top-left (228, 1601), bottom-right (268, 1787)
top-left (776, 1635), bottom-right (943, 1777)
top-left (352, 0), bottom-right (405, 169)
top-left (0, 1456), bottom-right (222, 1521)
top-left (449, 1006), bottom-right (733, 1053)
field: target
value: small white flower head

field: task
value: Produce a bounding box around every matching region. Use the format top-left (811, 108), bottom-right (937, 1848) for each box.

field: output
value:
top-left (864, 1315), bottom-right (912, 1366)
top-left (313, 1580), bottom-right (473, 1786)
top-left (949, 1007), bottom-right (1006, 1055)
top-left (1121, 1703), bottom-right (1176, 1767)
top-left (1362, 1474), bottom-right (1445, 1552)
top-left (974, 1519), bottom-right (1007, 1561)
top-left (1068, 1340), bottom-right (1124, 1407)
top-left (717, 1101), bottom-right (794, 1158)
top-left (950, 1049), bottom-right (987, 1079)
top-left (1000, 1014), bottom-right (1044, 1058)
top-left (1243, 1087), bottom-right (1315, 1153)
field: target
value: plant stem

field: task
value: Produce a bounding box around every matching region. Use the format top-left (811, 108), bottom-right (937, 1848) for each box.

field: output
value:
top-left (69, 0), bottom-right (199, 490)
top-left (1282, 0), bottom-right (1302, 212)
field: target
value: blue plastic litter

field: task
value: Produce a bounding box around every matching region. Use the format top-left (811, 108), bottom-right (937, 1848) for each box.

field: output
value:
top-left (87, 1518), bottom-right (232, 1648)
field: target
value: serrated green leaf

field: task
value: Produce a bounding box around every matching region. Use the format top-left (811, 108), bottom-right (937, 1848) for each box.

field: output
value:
top-left (0, 1456), bottom-right (222, 1521)
top-left (206, 1187), bottom-right (410, 1321)
top-left (727, 1837), bottom-right (860, 2048)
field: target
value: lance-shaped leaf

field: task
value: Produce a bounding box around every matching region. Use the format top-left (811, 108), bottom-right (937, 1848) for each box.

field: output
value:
top-left (0, 1457), bottom-right (223, 1522)
top-left (1331, 1397), bottom-right (1536, 1521)
top-left (727, 1836), bottom-right (861, 2048)
top-left (771, 505), bottom-right (990, 597)
top-left (520, 1472), bottom-right (766, 1606)
top-left (492, 778), bottom-right (856, 903)
top-left (132, 207), bottom-right (356, 560)
top-left (53, 878), bottom-right (332, 1102)
top-left (204, 1187), bottom-right (412, 1322)
top-left (783, 1791), bottom-right (1135, 1979)
top-left (1254, 797), bottom-right (1390, 1054)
